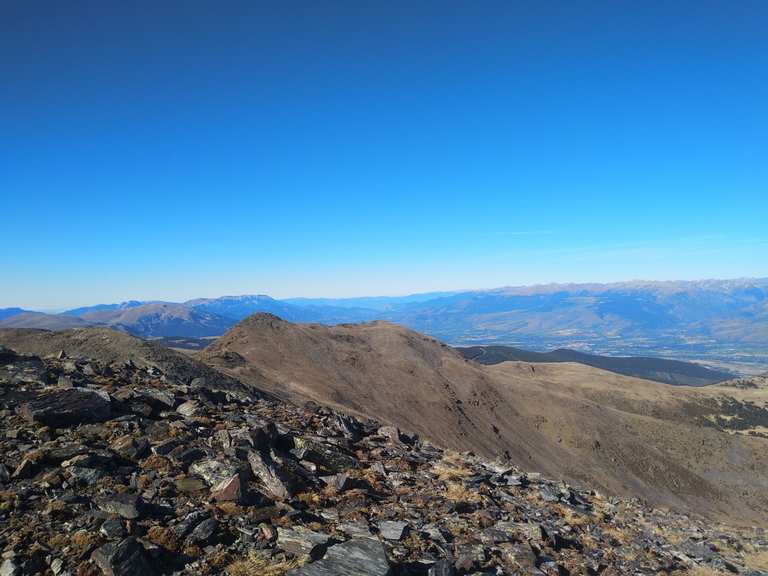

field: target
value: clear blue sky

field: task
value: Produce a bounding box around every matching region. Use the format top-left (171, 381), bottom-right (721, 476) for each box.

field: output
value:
top-left (2, 1), bottom-right (767, 308)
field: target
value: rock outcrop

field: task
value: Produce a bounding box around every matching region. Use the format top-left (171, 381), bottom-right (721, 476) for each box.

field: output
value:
top-left (0, 345), bottom-right (766, 575)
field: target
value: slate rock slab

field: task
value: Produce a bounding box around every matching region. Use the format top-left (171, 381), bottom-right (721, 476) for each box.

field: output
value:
top-left (91, 537), bottom-right (156, 576)
top-left (277, 527), bottom-right (331, 559)
top-left (286, 538), bottom-right (392, 576)
top-left (247, 449), bottom-right (308, 499)
top-left (96, 493), bottom-right (145, 520)
top-left (190, 458), bottom-right (239, 486)
top-left (378, 520), bottom-right (409, 541)
top-left (21, 389), bottom-right (111, 427)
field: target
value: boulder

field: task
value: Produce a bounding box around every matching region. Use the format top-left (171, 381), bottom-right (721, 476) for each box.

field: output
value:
top-left (21, 389), bottom-right (111, 427)
top-left (277, 527), bottom-right (331, 559)
top-left (287, 539), bottom-right (391, 576)
top-left (186, 518), bottom-right (219, 545)
top-left (211, 473), bottom-right (243, 502)
top-left (91, 537), bottom-right (156, 576)
top-left (96, 493), bottom-right (145, 520)
top-left (247, 449), bottom-right (308, 500)
top-left (189, 458), bottom-right (239, 486)
top-left (378, 520), bottom-right (409, 541)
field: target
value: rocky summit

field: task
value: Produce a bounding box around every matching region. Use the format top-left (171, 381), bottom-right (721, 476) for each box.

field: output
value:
top-left (1, 345), bottom-right (767, 576)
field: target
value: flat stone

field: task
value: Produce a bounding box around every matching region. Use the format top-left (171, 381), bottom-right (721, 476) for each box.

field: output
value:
top-left (91, 537), bottom-right (156, 576)
top-left (277, 527), bottom-right (330, 559)
top-left (339, 522), bottom-right (376, 540)
top-left (175, 476), bottom-right (206, 493)
top-left (96, 493), bottom-right (144, 520)
top-left (21, 389), bottom-right (111, 427)
top-left (176, 400), bottom-right (199, 417)
top-left (111, 436), bottom-right (148, 460)
top-left (378, 520), bottom-right (409, 541)
top-left (286, 538), bottom-right (392, 575)
top-left (211, 473), bottom-right (242, 502)
top-left (189, 458), bottom-right (239, 486)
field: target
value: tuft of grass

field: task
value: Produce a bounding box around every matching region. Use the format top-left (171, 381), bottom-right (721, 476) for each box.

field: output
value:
top-left (744, 550), bottom-right (768, 570)
top-left (140, 454), bottom-right (173, 475)
top-left (677, 566), bottom-right (727, 576)
top-left (433, 451), bottom-right (473, 482)
top-left (444, 482), bottom-right (482, 505)
top-left (226, 551), bottom-right (301, 576)
top-left (147, 525), bottom-right (180, 552)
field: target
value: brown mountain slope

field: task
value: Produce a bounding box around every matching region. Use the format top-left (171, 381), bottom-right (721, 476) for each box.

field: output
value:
top-left (199, 314), bottom-right (768, 524)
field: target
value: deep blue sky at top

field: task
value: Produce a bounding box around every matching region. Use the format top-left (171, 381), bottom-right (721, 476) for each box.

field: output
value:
top-left (1, 1), bottom-right (767, 308)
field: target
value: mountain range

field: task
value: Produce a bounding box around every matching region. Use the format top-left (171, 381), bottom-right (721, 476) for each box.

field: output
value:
top-left (2, 277), bottom-right (767, 372)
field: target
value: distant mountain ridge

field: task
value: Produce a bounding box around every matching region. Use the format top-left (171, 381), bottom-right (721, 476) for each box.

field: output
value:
top-left (457, 345), bottom-right (734, 386)
top-left (2, 277), bottom-right (767, 370)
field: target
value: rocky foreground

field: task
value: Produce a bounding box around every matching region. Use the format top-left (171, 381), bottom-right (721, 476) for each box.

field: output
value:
top-left (0, 346), bottom-right (766, 576)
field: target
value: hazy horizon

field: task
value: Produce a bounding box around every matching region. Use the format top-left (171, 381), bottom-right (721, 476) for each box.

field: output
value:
top-left (6, 275), bottom-right (768, 311)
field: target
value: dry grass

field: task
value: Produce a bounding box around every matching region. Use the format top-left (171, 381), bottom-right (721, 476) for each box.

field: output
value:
top-left (744, 550), bottom-right (768, 570)
top-left (140, 454), bottom-right (173, 475)
top-left (433, 451), bottom-right (473, 482)
top-left (71, 531), bottom-right (99, 551)
top-left (555, 504), bottom-right (591, 528)
top-left (678, 567), bottom-right (727, 576)
top-left (444, 482), bottom-right (482, 505)
top-left (216, 501), bottom-right (244, 516)
top-left (147, 525), bottom-right (180, 552)
top-left (225, 551), bottom-right (301, 576)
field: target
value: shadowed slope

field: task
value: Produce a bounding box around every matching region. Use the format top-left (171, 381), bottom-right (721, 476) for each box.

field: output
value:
top-left (457, 344), bottom-right (734, 385)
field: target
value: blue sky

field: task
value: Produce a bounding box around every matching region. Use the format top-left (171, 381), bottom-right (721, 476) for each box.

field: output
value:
top-left (2, 1), bottom-right (767, 308)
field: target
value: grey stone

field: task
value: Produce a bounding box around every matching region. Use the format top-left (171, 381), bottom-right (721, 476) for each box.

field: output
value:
top-left (172, 510), bottom-right (209, 539)
top-left (111, 436), bottom-right (148, 460)
top-left (247, 449), bottom-right (308, 500)
top-left (428, 560), bottom-right (456, 576)
top-left (378, 520), bottom-right (409, 541)
top-left (21, 389), bottom-right (111, 427)
top-left (96, 493), bottom-right (144, 520)
top-left (176, 400), bottom-right (199, 417)
top-left (187, 518), bottom-right (219, 545)
top-left (100, 519), bottom-right (127, 540)
top-left (0, 558), bottom-right (20, 576)
top-left (277, 527), bottom-right (331, 559)
top-left (286, 538), bottom-right (392, 576)
top-left (91, 538), bottom-right (156, 576)
top-left (68, 466), bottom-right (105, 485)
top-left (150, 439), bottom-right (180, 456)
top-left (189, 459), bottom-right (239, 486)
